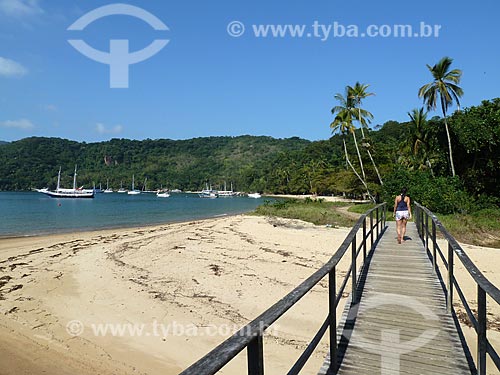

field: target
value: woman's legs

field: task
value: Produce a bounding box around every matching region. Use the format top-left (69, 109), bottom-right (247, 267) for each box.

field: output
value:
top-left (396, 219), bottom-right (402, 243)
top-left (401, 218), bottom-right (408, 241)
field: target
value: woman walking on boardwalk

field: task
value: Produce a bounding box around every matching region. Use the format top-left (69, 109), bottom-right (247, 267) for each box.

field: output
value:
top-left (393, 188), bottom-right (412, 244)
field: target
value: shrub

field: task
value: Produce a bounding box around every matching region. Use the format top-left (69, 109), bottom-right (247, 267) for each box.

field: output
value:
top-left (382, 169), bottom-right (473, 214)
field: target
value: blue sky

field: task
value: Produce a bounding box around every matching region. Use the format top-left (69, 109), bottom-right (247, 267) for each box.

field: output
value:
top-left (0, 0), bottom-right (499, 143)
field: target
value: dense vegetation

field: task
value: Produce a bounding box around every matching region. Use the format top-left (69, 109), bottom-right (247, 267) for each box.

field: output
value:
top-left (1, 55), bottom-right (499, 218)
top-left (0, 136), bottom-right (310, 192)
top-left (0, 97), bottom-right (499, 216)
top-left (253, 198), bottom-right (356, 228)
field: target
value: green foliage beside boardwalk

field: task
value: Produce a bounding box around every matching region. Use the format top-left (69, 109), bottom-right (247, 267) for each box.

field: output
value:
top-left (439, 209), bottom-right (500, 248)
top-left (253, 199), bottom-right (356, 228)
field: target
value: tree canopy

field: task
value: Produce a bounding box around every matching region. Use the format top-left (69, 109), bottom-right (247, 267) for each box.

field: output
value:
top-left (1, 98), bottom-right (499, 214)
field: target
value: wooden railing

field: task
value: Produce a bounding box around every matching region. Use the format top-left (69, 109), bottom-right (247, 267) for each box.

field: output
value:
top-left (179, 203), bottom-right (387, 375)
top-left (414, 202), bottom-right (500, 375)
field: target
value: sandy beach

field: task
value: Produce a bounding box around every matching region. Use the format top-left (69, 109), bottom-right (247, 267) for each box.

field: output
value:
top-left (0, 215), bottom-right (355, 374)
top-left (1, 214), bottom-right (499, 374)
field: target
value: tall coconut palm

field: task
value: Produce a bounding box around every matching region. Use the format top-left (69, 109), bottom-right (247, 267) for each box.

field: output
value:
top-left (330, 111), bottom-right (374, 202)
top-left (347, 82), bottom-right (374, 138)
top-left (331, 90), bottom-right (367, 180)
top-left (418, 57), bottom-right (463, 177)
top-left (348, 82), bottom-right (383, 185)
top-left (407, 108), bottom-right (434, 175)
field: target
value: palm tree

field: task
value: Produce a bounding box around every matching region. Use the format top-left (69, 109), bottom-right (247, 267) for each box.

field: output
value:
top-left (331, 90), bottom-right (367, 181)
top-left (330, 111), bottom-right (374, 202)
top-left (347, 82), bottom-right (374, 138)
top-left (348, 82), bottom-right (383, 185)
top-left (407, 108), bottom-right (434, 175)
top-left (418, 57), bottom-right (463, 176)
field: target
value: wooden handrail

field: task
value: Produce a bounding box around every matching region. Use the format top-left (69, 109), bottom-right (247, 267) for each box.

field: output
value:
top-left (414, 202), bottom-right (500, 375)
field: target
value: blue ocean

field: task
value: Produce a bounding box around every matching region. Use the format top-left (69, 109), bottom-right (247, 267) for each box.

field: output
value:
top-left (0, 192), bottom-right (267, 237)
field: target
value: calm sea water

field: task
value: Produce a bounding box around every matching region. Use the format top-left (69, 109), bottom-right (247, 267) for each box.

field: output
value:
top-left (0, 192), bottom-right (268, 237)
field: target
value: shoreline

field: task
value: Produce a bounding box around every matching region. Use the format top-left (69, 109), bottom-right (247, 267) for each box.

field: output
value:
top-left (1, 211), bottom-right (499, 373)
top-left (264, 193), bottom-right (371, 203)
top-left (0, 214), bottom-right (355, 374)
top-left (0, 191), bottom-right (274, 239)
top-left (0, 212), bottom-right (239, 240)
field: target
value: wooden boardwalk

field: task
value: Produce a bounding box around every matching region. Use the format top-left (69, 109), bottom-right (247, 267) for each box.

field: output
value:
top-left (319, 221), bottom-right (472, 375)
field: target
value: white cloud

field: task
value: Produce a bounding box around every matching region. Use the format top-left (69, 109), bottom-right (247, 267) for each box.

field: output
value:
top-left (0, 57), bottom-right (28, 77)
top-left (0, 0), bottom-right (43, 17)
top-left (0, 119), bottom-right (35, 130)
top-left (43, 104), bottom-right (57, 111)
top-left (96, 123), bottom-right (123, 135)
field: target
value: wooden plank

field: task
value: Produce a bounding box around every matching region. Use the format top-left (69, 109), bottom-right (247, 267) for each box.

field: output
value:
top-left (318, 221), bottom-right (471, 375)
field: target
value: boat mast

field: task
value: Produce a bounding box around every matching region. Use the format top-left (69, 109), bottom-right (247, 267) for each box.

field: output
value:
top-left (73, 165), bottom-right (77, 190)
top-left (57, 167), bottom-right (61, 191)
top-left (132, 175), bottom-right (135, 190)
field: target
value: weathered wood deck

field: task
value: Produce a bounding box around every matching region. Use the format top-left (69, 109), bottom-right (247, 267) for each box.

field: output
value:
top-left (319, 221), bottom-right (472, 375)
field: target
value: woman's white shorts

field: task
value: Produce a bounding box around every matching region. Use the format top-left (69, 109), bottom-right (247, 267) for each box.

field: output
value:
top-left (396, 210), bottom-right (410, 221)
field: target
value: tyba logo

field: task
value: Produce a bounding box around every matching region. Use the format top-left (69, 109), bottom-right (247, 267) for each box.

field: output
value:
top-left (68, 3), bottom-right (169, 88)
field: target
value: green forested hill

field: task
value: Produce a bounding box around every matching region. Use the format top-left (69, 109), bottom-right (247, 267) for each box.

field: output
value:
top-left (0, 135), bottom-right (310, 192)
top-left (1, 97), bottom-right (499, 215)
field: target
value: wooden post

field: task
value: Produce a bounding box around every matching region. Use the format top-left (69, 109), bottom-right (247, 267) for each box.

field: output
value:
top-left (351, 235), bottom-right (357, 303)
top-left (415, 206), bottom-right (419, 237)
top-left (329, 267), bottom-right (337, 372)
top-left (370, 211), bottom-right (374, 250)
top-left (477, 285), bottom-right (487, 375)
top-left (432, 220), bottom-right (437, 273)
top-left (363, 218), bottom-right (367, 262)
top-left (247, 335), bottom-right (264, 375)
top-left (425, 213), bottom-right (429, 253)
top-left (447, 243), bottom-right (454, 312)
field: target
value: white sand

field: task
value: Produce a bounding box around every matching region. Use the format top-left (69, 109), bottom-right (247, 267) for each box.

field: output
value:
top-left (0, 215), bottom-right (353, 374)
top-left (0, 215), bottom-right (498, 374)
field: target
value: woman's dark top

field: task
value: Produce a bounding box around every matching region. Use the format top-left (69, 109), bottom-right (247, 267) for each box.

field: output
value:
top-left (396, 194), bottom-right (408, 211)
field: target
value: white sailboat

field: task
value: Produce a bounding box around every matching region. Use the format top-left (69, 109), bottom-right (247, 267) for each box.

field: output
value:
top-left (38, 166), bottom-right (94, 198)
top-left (117, 181), bottom-right (127, 193)
top-left (156, 183), bottom-right (170, 198)
top-left (104, 179), bottom-right (113, 193)
top-left (128, 175), bottom-right (141, 195)
top-left (218, 181), bottom-right (236, 197)
top-left (199, 183), bottom-right (218, 198)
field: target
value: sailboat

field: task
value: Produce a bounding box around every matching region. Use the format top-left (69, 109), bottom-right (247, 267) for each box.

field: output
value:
top-left (248, 192), bottom-right (262, 199)
top-left (38, 166), bottom-right (94, 198)
top-left (117, 181), bottom-right (127, 193)
top-left (104, 179), bottom-right (113, 193)
top-left (156, 191), bottom-right (170, 198)
top-left (128, 175), bottom-right (141, 195)
top-left (218, 181), bottom-right (236, 197)
top-left (156, 183), bottom-right (170, 198)
top-left (199, 183), bottom-right (218, 198)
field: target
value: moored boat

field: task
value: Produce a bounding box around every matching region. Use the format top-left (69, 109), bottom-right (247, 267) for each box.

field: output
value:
top-left (199, 183), bottom-right (218, 198)
top-left (128, 175), bottom-right (141, 195)
top-left (104, 179), bottom-right (113, 193)
top-left (38, 166), bottom-right (94, 198)
top-left (117, 181), bottom-right (127, 193)
top-left (218, 181), bottom-right (236, 197)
